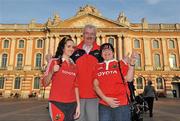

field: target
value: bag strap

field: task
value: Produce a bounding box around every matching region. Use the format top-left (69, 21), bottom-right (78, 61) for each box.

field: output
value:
top-left (117, 61), bottom-right (131, 104)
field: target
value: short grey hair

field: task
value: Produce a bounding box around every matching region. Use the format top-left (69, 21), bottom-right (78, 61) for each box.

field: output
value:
top-left (83, 24), bottom-right (97, 34)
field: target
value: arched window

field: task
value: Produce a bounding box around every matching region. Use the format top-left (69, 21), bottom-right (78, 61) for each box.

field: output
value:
top-left (0, 77), bottom-right (5, 89)
top-left (35, 53), bottom-right (42, 68)
top-left (169, 40), bottom-right (175, 49)
top-left (34, 77), bottom-right (40, 89)
top-left (154, 54), bottom-right (161, 68)
top-left (136, 77), bottom-right (143, 89)
top-left (153, 40), bottom-right (159, 48)
top-left (1, 54), bottom-right (8, 68)
top-left (156, 77), bottom-right (164, 89)
top-left (14, 77), bottom-right (21, 89)
top-left (135, 54), bottom-right (141, 68)
top-left (3, 40), bottom-right (9, 48)
top-left (37, 39), bottom-right (43, 48)
top-left (19, 40), bottom-right (24, 48)
top-left (17, 53), bottom-right (23, 67)
top-left (169, 54), bottom-right (177, 68)
top-left (108, 37), bottom-right (114, 47)
top-left (134, 39), bottom-right (140, 48)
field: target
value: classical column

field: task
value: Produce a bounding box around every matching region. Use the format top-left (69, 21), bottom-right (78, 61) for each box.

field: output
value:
top-left (8, 38), bottom-right (15, 70)
top-left (117, 35), bottom-right (123, 60)
top-left (143, 37), bottom-right (153, 71)
top-left (96, 35), bottom-right (101, 45)
top-left (76, 35), bottom-right (81, 45)
top-left (123, 35), bottom-right (132, 56)
top-left (101, 35), bottom-right (106, 44)
top-left (177, 37), bottom-right (180, 67)
top-left (24, 37), bottom-right (33, 70)
top-left (49, 35), bottom-right (55, 56)
top-left (161, 38), bottom-right (170, 71)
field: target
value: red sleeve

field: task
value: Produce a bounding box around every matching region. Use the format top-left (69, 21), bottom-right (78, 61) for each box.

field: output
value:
top-left (41, 59), bottom-right (55, 87)
top-left (74, 66), bottom-right (79, 88)
top-left (92, 64), bottom-right (99, 80)
top-left (119, 60), bottom-right (129, 77)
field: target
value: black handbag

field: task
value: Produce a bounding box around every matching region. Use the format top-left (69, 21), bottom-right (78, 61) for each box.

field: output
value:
top-left (118, 62), bottom-right (143, 121)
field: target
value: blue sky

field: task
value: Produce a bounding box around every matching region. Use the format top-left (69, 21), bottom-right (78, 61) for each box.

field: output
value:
top-left (0, 0), bottom-right (179, 24)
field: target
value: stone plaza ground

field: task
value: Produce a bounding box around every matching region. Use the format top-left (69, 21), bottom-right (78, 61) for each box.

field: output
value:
top-left (0, 98), bottom-right (180, 121)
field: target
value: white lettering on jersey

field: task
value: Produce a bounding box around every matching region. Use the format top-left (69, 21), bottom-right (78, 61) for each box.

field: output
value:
top-left (62, 70), bottom-right (76, 76)
top-left (97, 70), bottom-right (118, 76)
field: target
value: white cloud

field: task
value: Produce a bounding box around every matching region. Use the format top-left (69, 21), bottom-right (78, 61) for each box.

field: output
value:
top-left (145, 0), bottom-right (162, 5)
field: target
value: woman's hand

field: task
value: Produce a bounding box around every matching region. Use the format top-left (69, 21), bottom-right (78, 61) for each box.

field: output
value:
top-left (74, 104), bottom-right (80, 119)
top-left (104, 97), bottom-right (120, 108)
top-left (129, 51), bottom-right (138, 65)
top-left (53, 65), bottom-right (60, 73)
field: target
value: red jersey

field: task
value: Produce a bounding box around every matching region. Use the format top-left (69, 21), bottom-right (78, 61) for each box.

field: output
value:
top-left (93, 59), bottom-right (130, 106)
top-left (71, 41), bottom-right (103, 98)
top-left (41, 58), bottom-right (77, 103)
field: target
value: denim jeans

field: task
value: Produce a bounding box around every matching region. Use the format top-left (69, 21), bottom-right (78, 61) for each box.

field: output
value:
top-left (99, 104), bottom-right (131, 121)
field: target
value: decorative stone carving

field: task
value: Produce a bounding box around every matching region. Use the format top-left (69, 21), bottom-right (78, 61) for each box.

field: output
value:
top-left (141, 18), bottom-right (148, 29)
top-left (76, 5), bottom-right (101, 16)
top-left (117, 11), bottom-right (130, 26)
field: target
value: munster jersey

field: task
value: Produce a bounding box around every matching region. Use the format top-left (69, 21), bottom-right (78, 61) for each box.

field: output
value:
top-left (71, 41), bottom-right (103, 98)
top-left (94, 59), bottom-right (130, 106)
top-left (41, 58), bottom-right (77, 103)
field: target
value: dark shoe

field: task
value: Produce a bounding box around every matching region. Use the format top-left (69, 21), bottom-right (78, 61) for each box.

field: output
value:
top-left (150, 113), bottom-right (153, 117)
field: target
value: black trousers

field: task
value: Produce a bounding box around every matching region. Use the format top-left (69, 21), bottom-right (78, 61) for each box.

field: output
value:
top-left (145, 97), bottom-right (154, 117)
top-left (50, 101), bottom-right (77, 121)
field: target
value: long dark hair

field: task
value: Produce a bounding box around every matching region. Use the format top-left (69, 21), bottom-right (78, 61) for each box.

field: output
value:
top-left (54, 36), bottom-right (73, 66)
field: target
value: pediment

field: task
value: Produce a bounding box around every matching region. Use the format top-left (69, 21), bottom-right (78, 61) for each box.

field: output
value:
top-left (57, 14), bottom-right (127, 28)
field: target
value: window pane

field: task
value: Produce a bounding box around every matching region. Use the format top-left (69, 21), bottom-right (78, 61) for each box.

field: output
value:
top-left (135, 54), bottom-right (141, 68)
top-left (134, 39), bottom-right (140, 48)
top-left (17, 54), bottom-right (23, 67)
top-left (108, 38), bottom-right (114, 47)
top-left (169, 54), bottom-right (177, 68)
top-left (169, 40), bottom-right (175, 49)
top-left (156, 77), bottom-right (163, 89)
top-left (37, 39), bottom-right (43, 48)
top-left (136, 77), bottom-right (143, 89)
top-left (36, 53), bottom-right (42, 67)
top-left (19, 40), bottom-right (24, 48)
top-left (154, 54), bottom-right (161, 68)
top-left (34, 77), bottom-right (40, 89)
top-left (4, 40), bottom-right (9, 48)
top-left (14, 77), bottom-right (21, 89)
top-left (0, 77), bottom-right (5, 89)
top-left (153, 40), bottom-right (159, 48)
top-left (1, 54), bottom-right (8, 67)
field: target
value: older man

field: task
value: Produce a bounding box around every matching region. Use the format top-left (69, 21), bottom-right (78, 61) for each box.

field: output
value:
top-left (71, 24), bottom-right (102, 121)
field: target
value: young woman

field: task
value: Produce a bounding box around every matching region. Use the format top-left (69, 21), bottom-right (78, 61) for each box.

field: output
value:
top-left (41, 37), bottom-right (80, 121)
top-left (93, 43), bottom-right (137, 121)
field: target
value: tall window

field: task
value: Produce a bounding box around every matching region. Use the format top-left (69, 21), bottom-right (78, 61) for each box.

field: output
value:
top-left (17, 53), bottom-right (23, 67)
top-left (135, 54), bottom-right (141, 68)
top-left (134, 39), bottom-right (140, 48)
top-left (35, 53), bottom-right (42, 68)
top-left (156, 77), bottom-right (164, 89)
top-left (169, 40), bottom-right (175, 49)
top-left (3, 40), bottom-right (9, 48)
top-left (153, 40), bottom-right (159, 48)
top-left (19, 40), bottom-right (24, 48)
top-left (154, 54), bottom-right (161, 68)
top-left (108, 37), bottom-right (114, 47)
top-left (0, 77), bottom-right (5, 89)
top-left (14, 77), bottom-right (21, 89)
top-left (37, 39), bottom-right (43, 48)
top-left (34, 77), bottom-right (40, 89)
top-left (1, 54), bottom-right (8, 68)
top-left (169, 54), bottom-right (177, 68)
top-left (136, 77), bottom-right (143, 89)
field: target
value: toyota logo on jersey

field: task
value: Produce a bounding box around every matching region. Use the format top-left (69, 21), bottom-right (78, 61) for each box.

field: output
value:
top-left (97, 70), bottom-right (118, 76)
